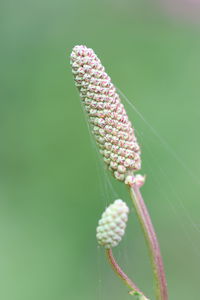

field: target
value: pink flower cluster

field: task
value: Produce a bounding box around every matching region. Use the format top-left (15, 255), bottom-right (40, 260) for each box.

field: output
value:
top-left (70, 45), bottom-right (141, 181)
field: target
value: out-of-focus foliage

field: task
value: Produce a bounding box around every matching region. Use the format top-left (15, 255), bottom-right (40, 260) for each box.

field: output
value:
top-left (1, 0), bottom-right (200, 299)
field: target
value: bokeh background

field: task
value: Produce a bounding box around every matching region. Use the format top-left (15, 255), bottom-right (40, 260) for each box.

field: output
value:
top-left (1, 0), bottom-right (200, 299)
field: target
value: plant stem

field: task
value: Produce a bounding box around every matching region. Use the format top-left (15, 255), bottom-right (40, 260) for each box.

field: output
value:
top-left (105, 248), bottom-right (149, 299)
top-left (128, 183), bottom-right (168, 300)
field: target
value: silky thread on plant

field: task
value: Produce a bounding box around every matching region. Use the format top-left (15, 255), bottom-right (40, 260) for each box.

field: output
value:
top-left (70, 45), bottom-right (141, 182)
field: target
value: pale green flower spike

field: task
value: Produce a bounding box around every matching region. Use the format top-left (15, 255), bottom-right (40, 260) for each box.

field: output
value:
top-left (96, 199), bottom-right (129, 248)
top-left (70, 45), bottom-right (141, 182)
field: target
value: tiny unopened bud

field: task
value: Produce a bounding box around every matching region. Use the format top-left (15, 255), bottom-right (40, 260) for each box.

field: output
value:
top-left (129, 291), bottom-right (150, 300)
top-left (135, 174), bottom-right (146, 188)
top-left (96, 199), bottom-right (129, 248)
top-left (70, 45), bottom-right (141, 182)
top-left (125, 174), bottom-right (145, 188)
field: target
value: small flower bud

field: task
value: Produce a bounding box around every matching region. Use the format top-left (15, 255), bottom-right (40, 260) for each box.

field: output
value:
top-left (125, 174), bottom-right (146, 188)
top-left (96, 199), bottom-right (129, 248)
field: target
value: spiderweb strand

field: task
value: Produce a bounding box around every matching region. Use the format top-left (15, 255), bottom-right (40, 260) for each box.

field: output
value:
top-left (117, 87), bottom-right (200, 186)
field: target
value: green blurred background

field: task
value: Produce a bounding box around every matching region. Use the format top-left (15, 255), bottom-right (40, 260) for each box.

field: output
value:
top-left (1, 0), bottom-right (200, 299)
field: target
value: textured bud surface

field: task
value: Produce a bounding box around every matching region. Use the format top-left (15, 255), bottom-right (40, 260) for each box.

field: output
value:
top-left (125, 174), bottom-right (146, 188)
top-left (70, 45), bottom-right (141, 182)
top-left (96, 199), bottom-right (129, 248)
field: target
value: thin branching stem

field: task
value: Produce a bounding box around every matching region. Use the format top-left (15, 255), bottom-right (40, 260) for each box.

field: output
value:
top-left (128, 183), bottom-right (168, 300)
top-left (105, 248), bottom-right (149, 299)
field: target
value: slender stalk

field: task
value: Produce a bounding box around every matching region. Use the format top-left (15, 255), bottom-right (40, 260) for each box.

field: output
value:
top-left (105, 248), bottom-right (149, 299)
top-left (128, 183), bottom-right (168, 300)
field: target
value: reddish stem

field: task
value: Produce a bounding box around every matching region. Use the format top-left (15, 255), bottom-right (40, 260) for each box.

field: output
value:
top-left (105, 248), bottom-right (149, 299)
top-left (129, 184), bottom-right (168, 300)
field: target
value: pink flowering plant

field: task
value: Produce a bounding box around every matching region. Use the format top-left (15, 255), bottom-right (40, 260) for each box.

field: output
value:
top-left (70, 45), bottom-right (168, 300)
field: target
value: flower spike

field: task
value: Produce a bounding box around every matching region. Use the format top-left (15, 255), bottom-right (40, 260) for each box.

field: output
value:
top-left (70, 45), bottom-right (141, 182)
top-left (96, 199), bottom-right (129, 248)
